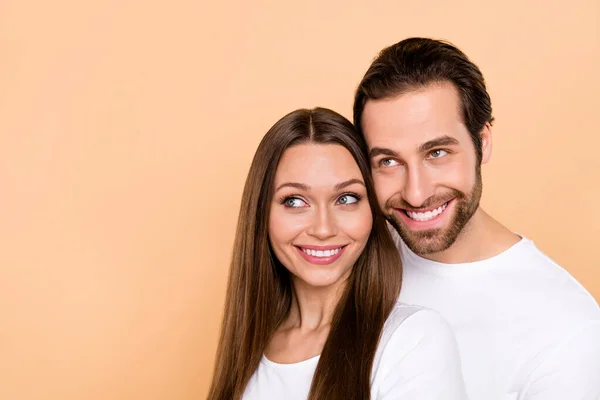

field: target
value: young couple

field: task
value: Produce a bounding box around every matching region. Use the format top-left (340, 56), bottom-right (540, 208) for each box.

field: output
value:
top-left (208, 38), bottom-right (600, 400)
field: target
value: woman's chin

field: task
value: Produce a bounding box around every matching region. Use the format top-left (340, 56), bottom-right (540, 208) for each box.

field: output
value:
top-left (293, 269), bottom-right (352, 291)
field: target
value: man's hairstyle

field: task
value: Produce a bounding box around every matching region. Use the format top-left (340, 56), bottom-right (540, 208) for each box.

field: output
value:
top-left (353, 37), bottom-right (494, 162)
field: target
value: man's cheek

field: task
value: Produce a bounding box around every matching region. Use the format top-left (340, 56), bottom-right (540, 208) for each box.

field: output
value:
top-left (374, 179), bottom-right (398, 203)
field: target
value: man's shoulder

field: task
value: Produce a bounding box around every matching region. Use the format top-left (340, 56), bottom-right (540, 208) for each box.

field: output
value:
top-left (505, 237), bottom-right (600, 322)
top-left (510, 238), bottom-right (591, 294)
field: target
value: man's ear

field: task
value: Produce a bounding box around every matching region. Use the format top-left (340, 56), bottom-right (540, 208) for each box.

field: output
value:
top-left (480, 122), bottom-right (493, 164)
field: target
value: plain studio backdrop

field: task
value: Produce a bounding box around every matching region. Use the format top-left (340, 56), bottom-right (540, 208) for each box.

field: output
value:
top-left (0, 0), bottom-right (598, 398)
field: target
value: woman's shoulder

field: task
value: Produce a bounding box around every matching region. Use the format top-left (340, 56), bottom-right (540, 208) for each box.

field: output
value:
top-left (377, 303), bottom-right (458, 362)
top-left (383, 303), bottom-right (452, 335)
top-left (371, 303), bottom-right (466, 398)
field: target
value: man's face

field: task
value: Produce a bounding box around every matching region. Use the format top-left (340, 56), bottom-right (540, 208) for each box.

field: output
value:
top-left (361, 82), bottom-right (491, 255)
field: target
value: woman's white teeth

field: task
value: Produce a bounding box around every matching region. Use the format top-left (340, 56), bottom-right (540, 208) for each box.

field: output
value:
top-left (406, 203), bottom-right (448, 221)
top-left (302, 248), bottom-right (342, 257)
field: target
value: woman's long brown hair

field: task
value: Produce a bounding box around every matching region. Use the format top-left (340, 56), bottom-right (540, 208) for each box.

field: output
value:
top-left (207, 108), bottom-right (402, 400)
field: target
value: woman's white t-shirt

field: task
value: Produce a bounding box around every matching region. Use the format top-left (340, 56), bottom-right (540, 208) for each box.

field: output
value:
top-left (242, 304), bottom-right (467, 400)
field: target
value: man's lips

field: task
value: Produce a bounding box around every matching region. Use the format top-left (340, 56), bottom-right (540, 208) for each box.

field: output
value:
top-left (392, 199), bottom-right (455, 229)
top-left (399, 201), bottom-right (449, 221)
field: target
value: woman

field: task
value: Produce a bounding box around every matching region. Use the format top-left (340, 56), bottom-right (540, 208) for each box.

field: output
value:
top-left (208, 108), bottom-right (466, 400)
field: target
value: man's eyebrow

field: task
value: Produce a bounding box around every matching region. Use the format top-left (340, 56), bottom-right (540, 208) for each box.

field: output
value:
top-left (369, 147), bottom-right (399, 159)
top-left (419, 135), bottom-right (460, 153)
top-left (334, 178), bottom-right (365, 191)
top-left (275, 182), bottom-right (310, 192)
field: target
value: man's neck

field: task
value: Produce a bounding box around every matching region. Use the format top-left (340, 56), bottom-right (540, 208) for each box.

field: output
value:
top-left (420, 208), bottom-right (521, 264)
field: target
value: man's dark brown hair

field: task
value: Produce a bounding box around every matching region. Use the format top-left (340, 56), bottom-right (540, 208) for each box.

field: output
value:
top-left (353, 37), bottom-right (494, 162)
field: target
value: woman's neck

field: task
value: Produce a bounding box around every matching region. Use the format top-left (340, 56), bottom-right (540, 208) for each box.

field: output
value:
top-left (265, 273), bottom-right (351, 364)
top-left (282, 274), bottom-right (349, 331)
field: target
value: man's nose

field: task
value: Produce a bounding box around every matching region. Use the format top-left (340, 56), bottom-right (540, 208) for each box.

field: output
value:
top-left (402, 166), bottom-right (436, 207)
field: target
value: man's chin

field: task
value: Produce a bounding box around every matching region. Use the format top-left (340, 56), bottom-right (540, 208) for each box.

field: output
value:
top-left (401, 231), bottom-right (455, 255)
top-left (388, 218), bottom-right (456, 255)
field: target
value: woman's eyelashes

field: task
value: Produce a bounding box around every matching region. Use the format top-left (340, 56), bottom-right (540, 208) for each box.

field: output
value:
top-left (280, 196), bottom-right (308, 208)
top-left (336, 193), bottom-right (362, 205)
top-left (278, 192), bottom-right (363, 209)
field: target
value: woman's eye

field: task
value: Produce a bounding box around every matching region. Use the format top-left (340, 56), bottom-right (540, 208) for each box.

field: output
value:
top-left (337, 194), bottom-right (360, 205)
top-left (380, 158), bottom-right (399, 167)
top-left (284, 197), bottom-right (307, 208)
top-left (428, 149), bottom-right (448, 159)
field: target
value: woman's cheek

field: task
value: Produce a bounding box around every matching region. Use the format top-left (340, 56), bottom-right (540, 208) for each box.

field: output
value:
top-left (336, 206), bottom-right (373, 240)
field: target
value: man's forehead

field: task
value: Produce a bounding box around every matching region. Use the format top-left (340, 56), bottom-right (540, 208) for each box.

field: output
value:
top-left (362, 84), bottom-right (462, 129)
top-left (362, 94), bottom-right (467, 151)
top-left (363, 121), bottom-right (465, 152)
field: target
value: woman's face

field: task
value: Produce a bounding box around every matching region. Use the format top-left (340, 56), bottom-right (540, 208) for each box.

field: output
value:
top-left (269, 143), bottom-right (373, 289)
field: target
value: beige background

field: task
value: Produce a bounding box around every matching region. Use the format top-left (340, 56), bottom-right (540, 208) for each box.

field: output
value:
top-left (0, 0), bottom-right (598, 398)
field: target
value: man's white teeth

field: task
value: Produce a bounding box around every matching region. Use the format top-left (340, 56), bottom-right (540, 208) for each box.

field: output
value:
top-left (406, 203), bottom-right (448, 221)
top-left (302, 248), bottom-right (342, 257)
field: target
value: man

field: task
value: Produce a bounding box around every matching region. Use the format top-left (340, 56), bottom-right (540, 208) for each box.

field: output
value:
top-left (353, 37), bottom-right (600, 400)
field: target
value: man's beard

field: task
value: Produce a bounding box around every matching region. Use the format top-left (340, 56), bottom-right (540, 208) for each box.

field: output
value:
top-left (385, 168), bottom-right (483, 255)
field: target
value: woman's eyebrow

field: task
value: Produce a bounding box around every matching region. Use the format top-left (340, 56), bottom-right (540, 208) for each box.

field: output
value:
top-left (275, 179), bottom-right (364, 192)
top-left (334, 179), bottom-right (365, 191)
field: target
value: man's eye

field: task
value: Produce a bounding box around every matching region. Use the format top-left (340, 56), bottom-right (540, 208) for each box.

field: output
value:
top-left (283, 197), bottom-right (308, 208)
top-left (429, 149), bottom-right (448, 159)
top-left (380, 158), bottom-right (400, 167)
